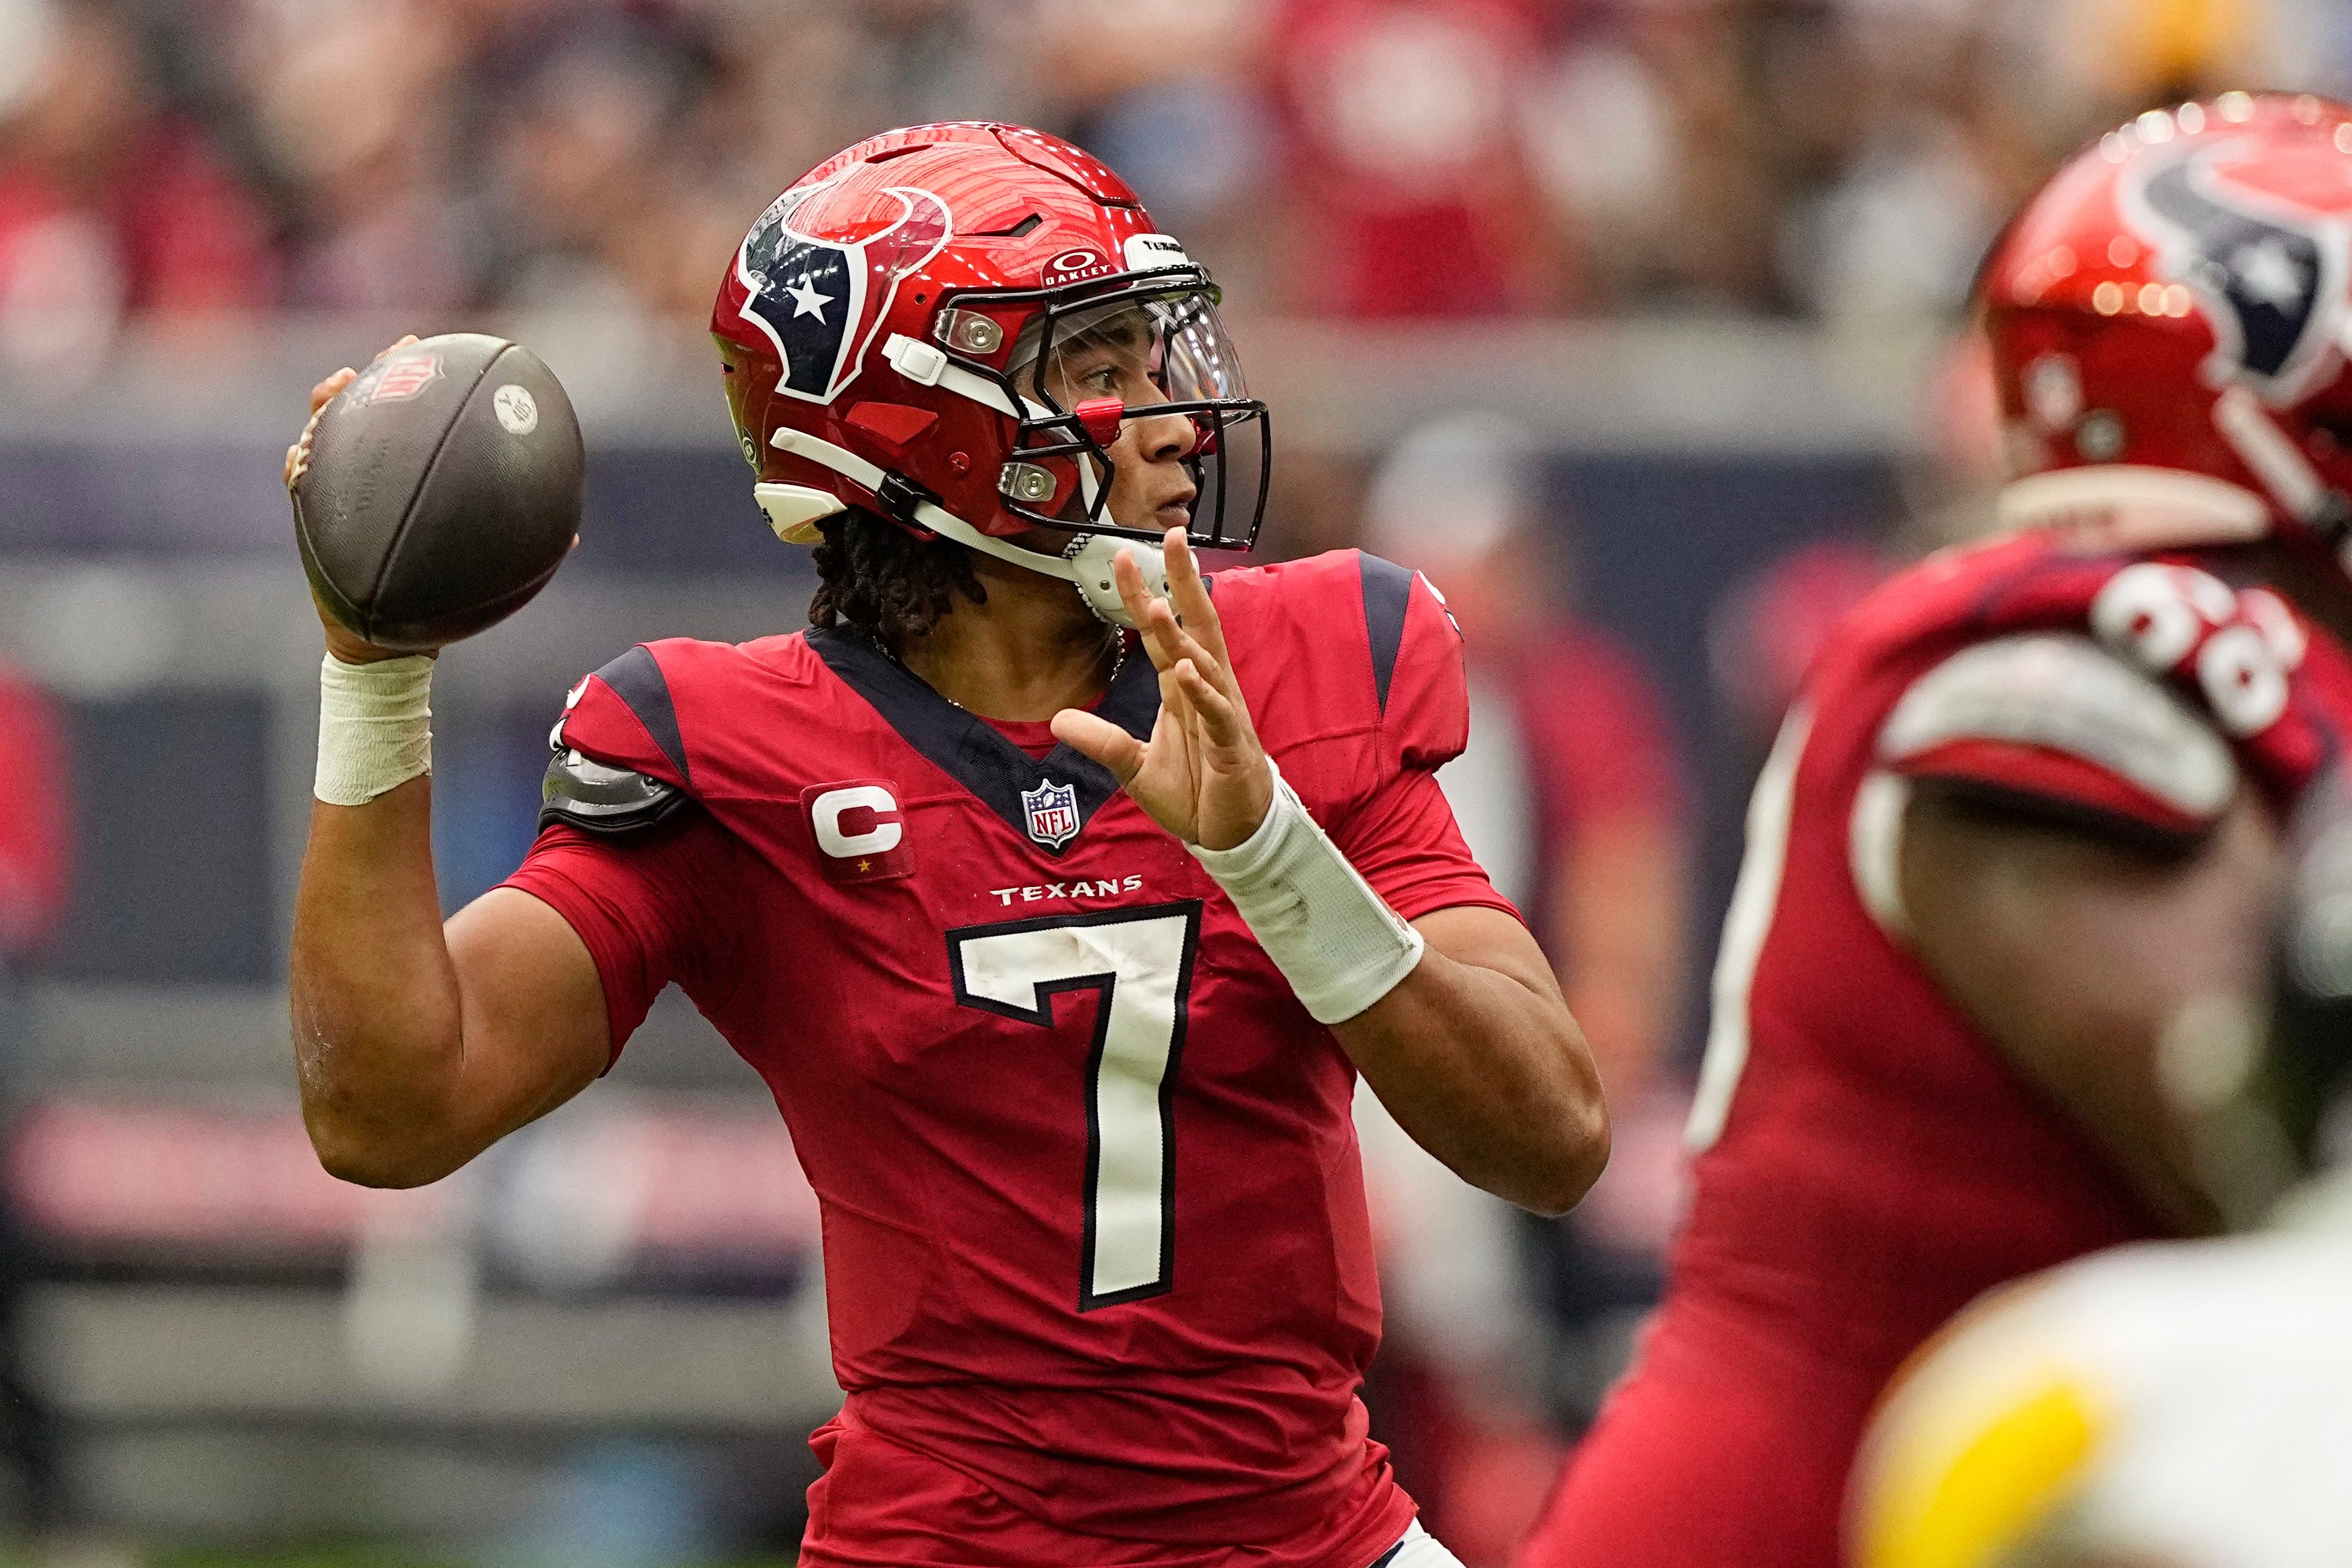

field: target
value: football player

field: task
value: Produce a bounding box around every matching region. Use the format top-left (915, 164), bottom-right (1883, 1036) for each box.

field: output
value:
top-left (285, 123), bottom-right (1608, 1568)
top-left (1518, 92), bottom-right (2352, 1568)
top-left (1850, 776), bottom-right (2352, 1568)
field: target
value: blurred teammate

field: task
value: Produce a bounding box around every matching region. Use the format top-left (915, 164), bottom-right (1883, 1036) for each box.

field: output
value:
top-left (1521, 92), bottom-right (2352, 1567)
top-left (1853, 777), bottom-right (2352, 1568)
top-left (285, 124), bottom-right (1606, 1568)
top-left (1853, 1216), bottom-right (2352, 1568)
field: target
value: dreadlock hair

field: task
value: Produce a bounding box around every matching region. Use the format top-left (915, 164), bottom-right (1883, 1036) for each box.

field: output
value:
top-left (807, 508), bottom-right (988, 653)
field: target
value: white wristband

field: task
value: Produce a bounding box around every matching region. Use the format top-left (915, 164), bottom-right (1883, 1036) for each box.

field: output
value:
top-left (316, 653), bottom-right (434, 806)
top-left (1190, 760), bottom-right (1426, 1024)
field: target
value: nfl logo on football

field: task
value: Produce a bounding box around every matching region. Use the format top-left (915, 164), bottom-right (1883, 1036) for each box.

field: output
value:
top-left (1022, 778), bottom-right (1080, 849)
top-left (366, 353), bottom-right (442, 403)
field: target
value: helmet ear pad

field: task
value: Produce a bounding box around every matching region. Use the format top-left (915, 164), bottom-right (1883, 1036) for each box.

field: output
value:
top-left (1066, 534), bottom-right (1171, 628)
top-left (755, 483), bottom-right (848, 544)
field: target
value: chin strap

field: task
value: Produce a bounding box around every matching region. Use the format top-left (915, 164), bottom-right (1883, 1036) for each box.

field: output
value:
top-left (758, 427), bottom-right (1169, 628)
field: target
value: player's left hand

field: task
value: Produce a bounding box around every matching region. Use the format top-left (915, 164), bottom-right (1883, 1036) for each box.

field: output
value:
top-left (1051, 527), bottom-right (1275, 851)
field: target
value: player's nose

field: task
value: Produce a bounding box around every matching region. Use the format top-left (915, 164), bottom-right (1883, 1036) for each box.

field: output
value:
top-left (1129, 399), bottom-right (1197, 465)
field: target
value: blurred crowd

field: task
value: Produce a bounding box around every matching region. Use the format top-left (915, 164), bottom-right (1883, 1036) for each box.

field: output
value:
top-left (1, 0), bottom-right (2344, 369)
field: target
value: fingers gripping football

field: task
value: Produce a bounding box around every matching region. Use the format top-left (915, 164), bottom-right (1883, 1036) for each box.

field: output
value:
top-left (1050, 528), bottom-right (1276, 851)
top-left (286, 334), bottom-right (420, 486)
top-left (285, 368), bottom-right (357, 490)
top-left (290, 338), bottom-right (418, 665)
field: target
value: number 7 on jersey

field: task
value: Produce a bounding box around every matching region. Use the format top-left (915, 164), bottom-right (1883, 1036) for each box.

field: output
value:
top-left (948, 903), bottom-right (1204, 1310)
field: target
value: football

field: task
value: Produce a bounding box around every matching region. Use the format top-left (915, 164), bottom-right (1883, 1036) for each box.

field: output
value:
top-left (291, 333), bottom-right (585, 652)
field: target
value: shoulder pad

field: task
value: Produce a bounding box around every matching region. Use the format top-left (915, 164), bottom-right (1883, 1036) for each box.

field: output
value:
top-left (1880, 632), bottom-right (2240, 837)
top-left (539, 746), bottom-right (690, 835)
top-left (1852, 545), bottom-right (2329, 808)
top-left (556, 644), bottom-right (693, 788)
top-left (1357, 551), bottom-right (1419, 714)
top-left (1211, 550), bottom-right (1467, 773)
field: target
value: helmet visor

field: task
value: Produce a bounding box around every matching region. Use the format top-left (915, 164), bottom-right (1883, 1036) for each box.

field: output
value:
top-left (993, 273), bottom-right (1271, 551)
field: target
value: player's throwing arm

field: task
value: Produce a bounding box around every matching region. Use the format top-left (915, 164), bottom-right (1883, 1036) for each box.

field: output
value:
top-left (286, 338), bottom-right (615, 1188)
top-left (1054, 530), bottom-right (1609, 1216)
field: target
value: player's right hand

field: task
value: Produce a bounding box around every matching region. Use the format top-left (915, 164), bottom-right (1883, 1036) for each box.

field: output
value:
top-left (1051, 527), bottom-right (1275, 851)
top-left (288, 337), bottom-right (427, 665)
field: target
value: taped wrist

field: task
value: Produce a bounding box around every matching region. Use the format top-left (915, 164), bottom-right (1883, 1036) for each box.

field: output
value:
top-left (1190, 761), bottom-right (1426, 1024)
top-left (316, 653), bottom-right (433, 806)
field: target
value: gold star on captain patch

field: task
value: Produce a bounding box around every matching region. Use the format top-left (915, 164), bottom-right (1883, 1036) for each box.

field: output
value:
top-left (857, 859), bottom-right (871, 872)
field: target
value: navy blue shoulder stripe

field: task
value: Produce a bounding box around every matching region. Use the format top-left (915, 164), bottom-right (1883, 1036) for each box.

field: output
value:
top-left (1358, 552), bottom-right (1415, 715)
top-left (592, 644), bottom-right (690, 786)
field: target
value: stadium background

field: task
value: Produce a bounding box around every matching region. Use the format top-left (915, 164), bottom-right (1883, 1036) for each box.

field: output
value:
top-left (0, 0), bottom-right (2334, 1562)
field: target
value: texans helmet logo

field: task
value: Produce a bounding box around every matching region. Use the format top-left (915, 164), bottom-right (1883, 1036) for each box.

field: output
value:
top-left (734, 173), bottom-right (952, 404)
top-left (2126, 140), bottom-right (2349, 403)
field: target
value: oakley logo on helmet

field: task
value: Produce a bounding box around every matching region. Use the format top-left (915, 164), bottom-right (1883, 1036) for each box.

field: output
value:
top-left (1042, 246), bottom-right (1118, 285)
top-left (735, 175), bottom-right (953, 404)
top-left (2127, 141), bottom-right (2348, 404)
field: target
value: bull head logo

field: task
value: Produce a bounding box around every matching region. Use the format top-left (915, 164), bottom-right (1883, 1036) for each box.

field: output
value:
top-left (2126, 139), bottom-right (2350, 404)
top-left (733, 173), bottom-right (953, 404)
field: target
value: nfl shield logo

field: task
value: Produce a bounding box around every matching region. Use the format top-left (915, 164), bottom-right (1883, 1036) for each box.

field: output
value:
top-left (1022, 778), bottom-right (1081, 849)
top-left (363, 352), bottom-right (441, 403)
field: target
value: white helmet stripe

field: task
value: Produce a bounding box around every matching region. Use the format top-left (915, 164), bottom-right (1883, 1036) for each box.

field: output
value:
top-left (2213, 385), bottom-right (2334, 522)
top-left (883, 333), bottom-right (1054, 422)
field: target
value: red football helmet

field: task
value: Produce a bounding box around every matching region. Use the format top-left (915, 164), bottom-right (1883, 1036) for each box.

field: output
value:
top-left (1980, 92), bottom-right (2352, 572)
top-left (711, 122), bottom-right (1270, 625)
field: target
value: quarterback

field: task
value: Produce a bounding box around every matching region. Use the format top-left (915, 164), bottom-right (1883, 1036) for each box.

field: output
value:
top-left (1521, 93), bottom-right (2352, 1567)
top-left (285, 124), bottom-right (1606, 1567)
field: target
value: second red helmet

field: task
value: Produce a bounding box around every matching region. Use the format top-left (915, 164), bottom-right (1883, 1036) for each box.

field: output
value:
top-left (1979, 92), bottom-right (2352, 575)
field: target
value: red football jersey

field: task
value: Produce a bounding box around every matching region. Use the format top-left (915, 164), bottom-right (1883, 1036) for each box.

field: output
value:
top-left (503, 551), bottom-right (1512, 1568)
top-left (1521, 530), bottom-right (2352, 1568)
